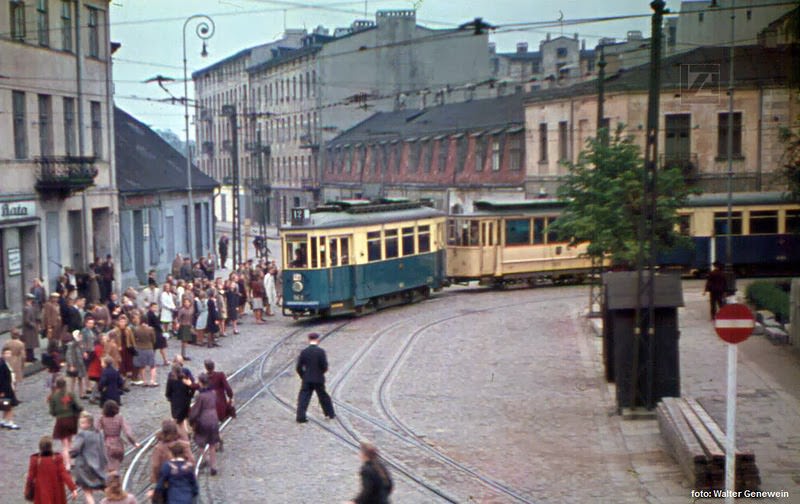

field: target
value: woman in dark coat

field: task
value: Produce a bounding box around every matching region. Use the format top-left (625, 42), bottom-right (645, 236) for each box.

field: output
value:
top-left (25, 435), bottom-right (78, 504)
top-left (98, 356), bottom-right (124, 407)
top-left (165, 362), bottom-right (195, 433)
top-left (205, 291), bottom-right (220, 348)
top-left (224, 279), bottom-right (240, 335)
top-left (347, 442), bottom-right (393, 504)
top-left (154, 443), bottom-right (199, 504)
top-left (203, 359), bottom-right (234, 422)
top-left (188, 374), bottom-right (220, 475)
top-left (70, 412), bottom-right (107, 504)
top-left (0, 347), bottom-right (20, 429)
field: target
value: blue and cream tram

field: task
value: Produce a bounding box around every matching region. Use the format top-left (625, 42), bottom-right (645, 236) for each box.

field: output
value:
top-left (280, 199), bottom-right (447, 318)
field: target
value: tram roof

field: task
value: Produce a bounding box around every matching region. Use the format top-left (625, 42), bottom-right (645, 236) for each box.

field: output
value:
top-left (456, 198), bottom-right (566, 216)
top-left (684, 192), bottom-right (795, 207)
top-left (281, 201), bottom-right (445, 231)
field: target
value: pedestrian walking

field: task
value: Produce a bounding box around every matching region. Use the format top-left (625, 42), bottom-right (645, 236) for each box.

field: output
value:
top-left (160, 283), bottom-right (177, 333)
top-left (206, 290), bottom-right (220, 348)
top-left (295, 332), bottom-right (335, 423)
top-left (203, 359), bottom-right (234, 423)
top-left (346, 441), bottom-right (394, 504)
top-left (264, 265), bottom-right (278, 317)
top-left (0, 346), bottom-right (21, 430)
top-left (65, 329), bottom-right (89, 398)
top-left (109, 315), bottom-right (135, 380)
top-left (224, 279), bottom-right (240, 335)
top-left (98, 356), bottom-right (125, 407)
top-left (99, 473), bottom-right (137, 504)
top-left (704, 261), bottom-right (728, 319)
top-left (148, 303), bottom-right (170, 367)
top-left (165, 362), bottom-right (195, 434)
top-left (131, 313), bottom-right (157, 387)
top-left (42, 292), bottom-right (63, 343)
top-left (154, 443), bottom-right (199, 504)
top-left (96, 400), bottom-right (139, 474)
top-left (188, 374), bottom-right (220, 475)
top-left (70, 411), bottom-right (108, 504)
top-left (3, 328), bottom-right (26, 386)
top-left (22, 293), bottom-right (40, 362)
top-left (193, 290), bottom-right (209, 346)
top-left (218, 235), bottom-right (229, 270)
top-left (148, 419), bottom-right (194, 499)
top-left (48, 377), bottom-right (83, 469)
top-left (249, 270), bottom-right (266, 323)
top-left (24, 435), bottom-right (78, 504)
top-left (176, 298), bottom-right (195, 360)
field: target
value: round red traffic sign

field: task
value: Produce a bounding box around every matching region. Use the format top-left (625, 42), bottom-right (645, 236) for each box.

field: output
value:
top-left (714, 303), bottom-right (755, 344)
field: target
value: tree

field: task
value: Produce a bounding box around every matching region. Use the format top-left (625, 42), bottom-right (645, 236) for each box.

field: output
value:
top-left (155, 129), bottom-right (196, 158)
top-left (552, 125), bottom-right (696, 267)
top-left (780, 126), bottom-right (800, 201)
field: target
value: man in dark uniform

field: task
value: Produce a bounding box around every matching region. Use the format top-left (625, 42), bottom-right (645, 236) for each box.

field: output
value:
top-left (295, 332), bottom-right (335, 423)
top-left (218, 235), bottom-right (229, 269)
top-left (704, 261), bottom-right (727, 319)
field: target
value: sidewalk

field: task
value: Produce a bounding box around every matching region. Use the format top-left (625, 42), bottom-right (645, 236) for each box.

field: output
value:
top-left (214, 221), bottom-right (283, 267)
top-left (588, 280), bottom-right (800, 503)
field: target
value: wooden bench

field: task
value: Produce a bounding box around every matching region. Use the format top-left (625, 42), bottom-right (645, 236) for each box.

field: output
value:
top-left (657, 397), bottom-right (761, 491)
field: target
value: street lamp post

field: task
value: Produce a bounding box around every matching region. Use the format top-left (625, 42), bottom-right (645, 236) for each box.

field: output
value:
top-left (183, 14), bottom-right (215, 260)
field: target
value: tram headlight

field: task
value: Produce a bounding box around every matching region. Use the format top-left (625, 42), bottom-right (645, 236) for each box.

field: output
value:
top-left (292, 281), bottom-right (304, 293)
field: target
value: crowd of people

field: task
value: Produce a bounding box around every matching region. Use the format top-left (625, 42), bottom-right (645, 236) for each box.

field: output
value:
top-left (1, 246), bottom-right (393, 503)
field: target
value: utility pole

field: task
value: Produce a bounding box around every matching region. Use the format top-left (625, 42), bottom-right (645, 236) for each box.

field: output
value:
top-left (223, 105), bottom-right (241, 268)
top-left (725, 1), bottom-right (737, 295)
top-left (589, 43), bottom-right (607, 316)
top-left (632, 0), bottom-right (666, 411)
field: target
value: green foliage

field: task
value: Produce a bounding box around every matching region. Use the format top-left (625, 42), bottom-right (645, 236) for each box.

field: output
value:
top-left (552, 125), bottom-right (696, 266)
top-left (779, 126), bottom-right (800, 202)
top-left (745, 280), bottom-right (790, 323)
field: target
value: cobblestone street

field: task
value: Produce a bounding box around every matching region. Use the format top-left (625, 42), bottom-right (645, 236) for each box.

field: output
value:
top-left (2, 281), bottom-right (799, 503)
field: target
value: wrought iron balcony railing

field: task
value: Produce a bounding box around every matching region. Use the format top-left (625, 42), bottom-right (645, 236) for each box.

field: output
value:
top-left (35, 156), bottom-right (98, 197)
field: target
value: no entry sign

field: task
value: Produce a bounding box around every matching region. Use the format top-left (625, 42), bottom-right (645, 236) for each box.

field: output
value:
top-left (714, 303), bottom-right (755, 344)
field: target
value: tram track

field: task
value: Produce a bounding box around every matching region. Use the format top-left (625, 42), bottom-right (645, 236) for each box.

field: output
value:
top-left (121, 320), bottom-right (347, 502)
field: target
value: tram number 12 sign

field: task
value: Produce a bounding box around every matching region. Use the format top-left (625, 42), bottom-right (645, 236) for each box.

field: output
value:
top-left (714, 303), bottom-right (755, 344)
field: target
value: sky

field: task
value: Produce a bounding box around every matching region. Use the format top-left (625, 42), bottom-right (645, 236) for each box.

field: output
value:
top-left (110, 0), bottom-right (684, 138)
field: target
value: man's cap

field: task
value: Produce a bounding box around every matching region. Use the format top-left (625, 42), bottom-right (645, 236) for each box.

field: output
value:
top-left (25, 293), bottom-right (36, 299)
top-left (308, 332), bottom-right (320, 341)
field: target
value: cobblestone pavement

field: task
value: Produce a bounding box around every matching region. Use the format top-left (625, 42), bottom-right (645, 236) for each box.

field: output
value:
top-left (3, 280), bottom-right (799, 504)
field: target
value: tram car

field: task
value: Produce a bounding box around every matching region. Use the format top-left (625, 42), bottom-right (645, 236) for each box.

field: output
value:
top-left (446, 199), bottom-right (597, 287)
top-left (663, 192), bottom-right (800, 276)
top-left (280, 199), bottom-right (447, 317)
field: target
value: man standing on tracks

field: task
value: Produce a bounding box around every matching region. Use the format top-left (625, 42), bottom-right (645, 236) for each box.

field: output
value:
top-left (295, 333), bottom-right (335, 423)
top-left (704, 261), bottom-right (727, 320)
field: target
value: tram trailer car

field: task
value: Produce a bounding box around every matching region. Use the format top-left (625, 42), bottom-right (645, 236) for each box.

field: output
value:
top-left (280, 200), bottom-right (447, 318)
top-left (661, 192), bottom-right (800, 277)
top-left (446, 199), bottom-right (598, 287)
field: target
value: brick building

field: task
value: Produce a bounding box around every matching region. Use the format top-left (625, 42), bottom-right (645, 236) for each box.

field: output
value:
top-left (323, 93), bottom-right (526, 212)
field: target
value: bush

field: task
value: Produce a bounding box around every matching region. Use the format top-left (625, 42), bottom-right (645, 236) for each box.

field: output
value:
top-left (745, 281), bottom-right (791, 323)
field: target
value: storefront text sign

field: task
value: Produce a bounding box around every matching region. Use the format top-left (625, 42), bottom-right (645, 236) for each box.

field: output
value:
top-left (0, 201), bottom-right (36, 222)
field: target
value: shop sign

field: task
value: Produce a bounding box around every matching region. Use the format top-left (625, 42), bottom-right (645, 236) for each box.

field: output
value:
top-left (0, 201), bottom-right (36, 222)
top-left (7, 248), bottom-right (21, 276)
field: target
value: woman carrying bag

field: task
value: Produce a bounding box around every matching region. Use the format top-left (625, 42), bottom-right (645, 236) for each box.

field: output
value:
top-left (24, 435), bottom-right (78, 504)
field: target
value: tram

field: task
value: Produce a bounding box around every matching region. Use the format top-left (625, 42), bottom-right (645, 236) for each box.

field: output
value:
top-left (280, 199), bottom-right (447, 317)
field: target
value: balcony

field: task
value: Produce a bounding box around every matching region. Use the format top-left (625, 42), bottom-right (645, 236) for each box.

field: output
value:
top-left (660, 153), bottom-right (699, 182)
top-left (35, 156), bottom-right (98, 198)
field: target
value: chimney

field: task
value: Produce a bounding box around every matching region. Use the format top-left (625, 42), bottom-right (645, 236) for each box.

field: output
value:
top-left (546, 32), bottom-right (550, 41)
top-left (574, 32), bottom-right (578, 40)
top-left (488, 42), bottom-right (496, 54)
top-left (581, 39), bottom-right (585, 51)
top-left (516, 42), bottom-right (528, 54)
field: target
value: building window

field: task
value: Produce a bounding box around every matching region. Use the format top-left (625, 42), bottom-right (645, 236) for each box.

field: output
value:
top-left (539, 123), bottom-right (548, 162)
top-left (474, 137), bottom-right (485, 172)
top-left (698, 12), bottom-right (704, 22)
top-left (437, 140), bottom-right (448, 172)
top-left (509, 136), bottom-right (522, 171)
top-left (422, 140), bottom-right (433, 173)
top-left (558, 121), bottom-right (568, 161)
top-left (746, 9), bottom-right (752, 21)
top-left (556, 47), bottom-right (568, 58)
top-left (38, 94), bottom-right (53, 156)
top-left (63, 97), bottom-right (76, 156)
top-left (12, 91), bottom-right (27, 159)
top-left (455, 136), bottom-right (467, 173)
top-left (345, 147), bottom-right (352, 173)
top-left (491, 139), bottom-right (501, 171)
top-left (717, 112), bottom-right (742, 159)
top-left (408, 141), bottom-right (420, 172)
top-left (11, 0), bottom-right (26, 40)
top-left (61, 0), bottom-right (72, 51)
top-left (87, 7), bottom-right (99, 57)
top-left (91, 101), bottom-right (102, 159)
top-left (37, 0), bottom-right (49, 46)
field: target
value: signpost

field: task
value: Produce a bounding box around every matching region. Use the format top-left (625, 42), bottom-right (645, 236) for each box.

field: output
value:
top-left (713, 303), bottom-right (755, 503)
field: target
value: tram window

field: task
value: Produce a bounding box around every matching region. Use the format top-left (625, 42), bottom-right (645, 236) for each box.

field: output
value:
top-left (286, 236), bottom-right (308, 268)
top-left (447, 221), bottom-right (457, 246)
top-left (714, 212), bottom-right (742, 235)
top-left (546, 217), bottom-right (559, 243)
top-left (340, 237), bottom-right (350, 265)
top-left (367, 231), bottom-right (382, 261)
top-left (678, 215), bottom-right (691, 236)
top-left (310, 238), bottom-right (319, 268)
top-left (385, 229), bottom-right (399, 258)
top-left (469, 220), bottom-right (480, 246)
top-left (533, 218), bottom-right (545, 244)
top-left (787, 210), bottom-right (800, 234)
top-left (318, 236), bottom-right (327, 267)
top-left (749, 211), bottom-right (778, 234)
top-left (329, 238), bottom-right (339, 266)
top-left (402, 227), bottom-right (415, 255)
top-left (505, 219), bottom-right (530, 246)
top-left (418, 225), bottom-right (431, 253)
